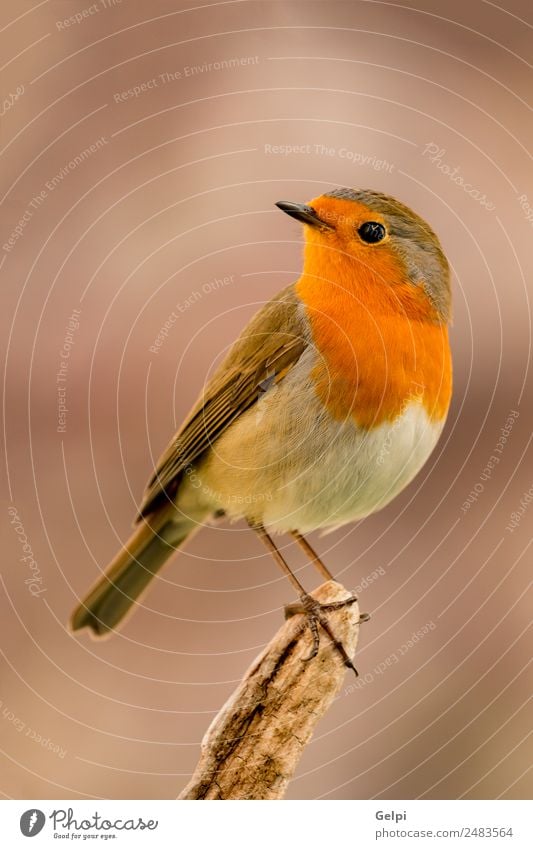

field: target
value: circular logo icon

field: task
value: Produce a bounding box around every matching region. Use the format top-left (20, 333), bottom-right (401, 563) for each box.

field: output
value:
top-left (20, 809), bottom-right (46, 837)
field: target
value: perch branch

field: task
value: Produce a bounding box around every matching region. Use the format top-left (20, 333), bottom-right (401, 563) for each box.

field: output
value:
top-left (179, 580), bottom-right (364, 800)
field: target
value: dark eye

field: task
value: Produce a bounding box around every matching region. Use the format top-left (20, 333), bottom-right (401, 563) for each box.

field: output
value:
top-left (358, 221), bottom-right (386, 243)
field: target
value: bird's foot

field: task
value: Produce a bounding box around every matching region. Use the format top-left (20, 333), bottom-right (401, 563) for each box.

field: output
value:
top-left (284, 593), bottom-right (370, 676)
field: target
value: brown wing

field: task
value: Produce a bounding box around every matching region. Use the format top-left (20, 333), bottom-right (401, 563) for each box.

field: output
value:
top-left (136, 285), bottom-right (308, 520)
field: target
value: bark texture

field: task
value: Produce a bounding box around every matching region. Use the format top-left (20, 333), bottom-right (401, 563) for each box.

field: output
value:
top-left (179, 580), bottom-right (362, 800)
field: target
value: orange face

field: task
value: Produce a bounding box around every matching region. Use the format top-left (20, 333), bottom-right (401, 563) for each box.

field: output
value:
top-left (300, 193), bottom-right (445, 315)
top-left (287, 192), bottom-right (453, 428)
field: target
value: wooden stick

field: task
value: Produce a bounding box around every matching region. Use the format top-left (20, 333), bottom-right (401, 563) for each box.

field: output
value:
top-left (179, 580), bottom-right (363, 800)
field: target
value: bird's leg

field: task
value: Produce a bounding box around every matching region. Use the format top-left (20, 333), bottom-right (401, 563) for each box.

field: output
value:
top-left (250, 522), bottom-right (360, 674)
top-left (251, 523), bottom-right (309, 597)
top-left (288, 529), bottom-right (366, 616)
top-left (290, 530), bottom-right (334, 581)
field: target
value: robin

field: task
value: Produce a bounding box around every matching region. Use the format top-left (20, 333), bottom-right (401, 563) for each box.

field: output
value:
top-left (71, 188), bottom-right (452, 673)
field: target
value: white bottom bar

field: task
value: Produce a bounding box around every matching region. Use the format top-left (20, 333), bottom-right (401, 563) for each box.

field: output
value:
top-left (2, 799), bottom-right (530, 848)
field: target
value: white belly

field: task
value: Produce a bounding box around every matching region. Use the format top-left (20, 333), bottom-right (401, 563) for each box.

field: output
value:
top-left (183, 352), bottom-right (445, 533)
top-left (261, 401), bottom-right (443, 532)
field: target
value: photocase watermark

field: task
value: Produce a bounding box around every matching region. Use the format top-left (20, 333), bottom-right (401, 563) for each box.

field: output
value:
top-left (23, 807), bottom-right (159, 836)
top-left (56, 308), bottom-right (82, 433)
top-left (1, 83), bottom-right (24, 117)
top-left (20, 809), bottom-right (46, 837)
top-left (114, 56), bottom-right (260, 102)
top-left (0, 699), bottom-right (67, 759)
top-left (3, 137), bottom-right (109, 253)
top-left (46, 137), bottom-right (109, 191)
top-left (7, 506), bottom-right (46, 596)
top-left (264, 142), bottom-right (394, 172)
top-left (149, 274), bottom-right (234, 354)
top-left (517, 194), bottom-right (533, 228)
top-left (343, 621), bottom-right (436, 697)
top-left (422, 143), bottom-right (495, 211)
top-left (461, 409), bottom-right (519, 514)
top-left (153, 431), bottom-right (273, 508)
top-left (505, 482), bottom-right (533, 533)
top-left (389, 236), bottom-right (425, 283)
top-left (55, 0), bottom-right (122, 30)
top-left (19, 806), bottom-right (159, 838)
top-left (376, 383), bottom-right (426, 465)
top-left (353, 565), bottom-right (385, 595)
top-left (186, 471), bottom-right (274, 506)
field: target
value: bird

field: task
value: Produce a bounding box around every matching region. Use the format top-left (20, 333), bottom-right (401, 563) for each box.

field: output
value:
top-left (71, 187), bottom-right (452, 671)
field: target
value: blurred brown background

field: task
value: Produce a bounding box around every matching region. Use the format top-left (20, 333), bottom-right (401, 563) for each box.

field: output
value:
top-left (1, 0), bottom-right (531, 801)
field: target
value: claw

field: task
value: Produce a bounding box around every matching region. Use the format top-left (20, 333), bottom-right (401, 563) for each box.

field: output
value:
top-left (285, 593), bottom-right (361, 676)
top-left (316, 595), bottom-right (358, 612)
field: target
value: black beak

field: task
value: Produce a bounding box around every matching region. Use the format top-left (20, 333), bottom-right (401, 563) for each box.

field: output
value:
top-left (275, 201), bottom-right (334, 231)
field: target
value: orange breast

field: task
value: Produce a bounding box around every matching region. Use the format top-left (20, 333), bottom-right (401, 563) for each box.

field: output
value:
top-left (296, 261), bottom-right (452, 429)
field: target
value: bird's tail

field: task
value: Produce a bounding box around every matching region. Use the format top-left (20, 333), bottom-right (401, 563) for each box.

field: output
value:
top-left (70, 511), bottom-right (197, 637)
